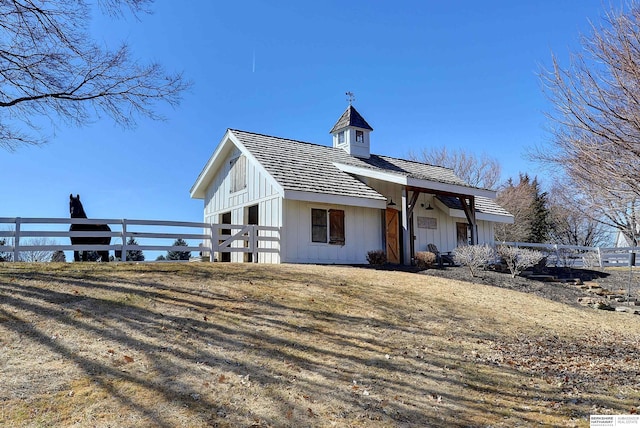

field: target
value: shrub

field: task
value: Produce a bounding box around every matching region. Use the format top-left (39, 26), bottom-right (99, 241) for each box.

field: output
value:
top-left (453, 244), bottom-right (494, 278)
top-left (415, 251), bottom-right (436, 270)
top-left (582, 252), bottom-right (600, 269)
top-left (497, 245), bottom-right (544, 278)
top-left (168, 238), bottom-right (191, 261)
top-left (366, 250), bottom-right (387, 266)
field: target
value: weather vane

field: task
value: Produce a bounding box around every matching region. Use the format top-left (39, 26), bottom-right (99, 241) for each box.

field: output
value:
top-left (346, 91), bottom-right (355, 105)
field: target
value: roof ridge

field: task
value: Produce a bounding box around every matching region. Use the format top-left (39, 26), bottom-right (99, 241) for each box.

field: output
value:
top-left (229, 128), bottom-right (334, 149)
top-left (230, 129), bottom-right (462, 178)
top-left (375, 153), bottom-right (455, 173)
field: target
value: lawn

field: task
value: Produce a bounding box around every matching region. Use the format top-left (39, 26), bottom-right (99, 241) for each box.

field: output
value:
top-left (1, 262), bottom-right (639, 427)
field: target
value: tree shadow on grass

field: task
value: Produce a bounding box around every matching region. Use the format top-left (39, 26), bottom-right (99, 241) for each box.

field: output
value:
top-left (0, 263), bottom-right (630, 426)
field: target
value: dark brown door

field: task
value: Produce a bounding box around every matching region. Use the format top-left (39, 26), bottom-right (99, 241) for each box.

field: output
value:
top-left (386, 208), bottom-right (400, 264)
top-left (456, 222), bottom-right (469, 246)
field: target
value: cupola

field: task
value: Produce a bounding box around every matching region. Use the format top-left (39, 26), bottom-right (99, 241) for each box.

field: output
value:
top-left (330, 105), bottom-right (373, 159)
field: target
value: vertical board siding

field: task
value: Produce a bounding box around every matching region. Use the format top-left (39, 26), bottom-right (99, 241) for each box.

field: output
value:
top-left (201, 147), bottom-right (282, 263)
top-left (281, 200), bottom-right (382, 264)
top-left (200, 150), bottom-right (501, 264)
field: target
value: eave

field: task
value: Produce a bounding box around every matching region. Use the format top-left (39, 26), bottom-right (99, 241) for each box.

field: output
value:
top-left (333, 162), bottom-right (497, 199)
top-left (284, 190), bottom-right (387, 209)
top-left (433, 199), bottom-right (514, 224)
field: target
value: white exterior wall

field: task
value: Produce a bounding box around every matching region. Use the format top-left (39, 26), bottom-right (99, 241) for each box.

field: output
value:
top-left (202, 147), bottom-right (282, 263)
top-left (280, 199), bottom-right (383, 264)
top-left (412, 193), bottom-right (496, 253)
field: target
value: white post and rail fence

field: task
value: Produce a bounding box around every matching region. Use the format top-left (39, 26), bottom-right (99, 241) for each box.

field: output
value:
top-left (500, 242), bottom-right (640, 268)
top-left (0, 217), bottom-right (280, 262)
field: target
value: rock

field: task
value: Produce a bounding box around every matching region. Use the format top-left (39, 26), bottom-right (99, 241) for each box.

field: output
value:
top-left (577, 297), bottom-right (614, 310)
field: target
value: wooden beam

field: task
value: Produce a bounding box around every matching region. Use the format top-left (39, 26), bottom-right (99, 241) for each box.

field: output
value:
top-left (459, 196), bottom-right (477, 245)
top-left (407, 186), bottom-right (478, 200)
top-left (406, 190), bottom-right (421, 218)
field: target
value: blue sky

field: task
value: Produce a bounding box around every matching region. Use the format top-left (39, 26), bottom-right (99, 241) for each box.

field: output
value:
top-left (4, 1), bottom-right (611, 223)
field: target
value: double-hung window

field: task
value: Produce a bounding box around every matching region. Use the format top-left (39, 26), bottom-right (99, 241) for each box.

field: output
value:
top-left (311, 208), bottom-right (345, 245)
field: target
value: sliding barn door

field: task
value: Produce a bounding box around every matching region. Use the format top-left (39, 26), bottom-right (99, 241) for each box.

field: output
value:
top-left (386, 208), bottom-right (400, 264)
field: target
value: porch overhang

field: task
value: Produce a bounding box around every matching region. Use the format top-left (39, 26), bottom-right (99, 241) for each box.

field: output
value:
top-left (333, 162), bottom-right (497, 199)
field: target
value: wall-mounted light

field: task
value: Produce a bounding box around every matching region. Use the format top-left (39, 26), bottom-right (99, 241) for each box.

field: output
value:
top-left (388, 198), bottom-right (397, 207)
top-left (421, 203), bottom-right (434, 210)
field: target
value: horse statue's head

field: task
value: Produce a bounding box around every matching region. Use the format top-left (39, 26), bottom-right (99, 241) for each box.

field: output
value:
top-left (69, 194), bottom-right (87, 218)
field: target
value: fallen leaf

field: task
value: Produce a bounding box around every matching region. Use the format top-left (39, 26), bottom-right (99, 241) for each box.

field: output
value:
top-left (123, 355), bottom-right (134, 363)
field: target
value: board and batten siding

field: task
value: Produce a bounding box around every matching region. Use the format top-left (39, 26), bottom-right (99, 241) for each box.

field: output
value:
top-left (280, 199), bottom-right (383, 264)
top-left (202, 147), bottom-right (282, 263)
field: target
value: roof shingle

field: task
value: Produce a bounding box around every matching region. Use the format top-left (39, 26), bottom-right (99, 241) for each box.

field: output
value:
top-left (229, 129), bottom-right (511, 219)
top-left (329, 106), bottom-right (373, 133)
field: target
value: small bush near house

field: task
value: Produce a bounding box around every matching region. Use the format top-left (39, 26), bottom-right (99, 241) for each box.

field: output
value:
top-left (366, 250), bottom-right (387, 266)
top-left (415, 251), bottom-right (436, 270)
top-left (454, 244), bottom-right (494, 278)
top-left (497, 245), bottom-right (544, 278)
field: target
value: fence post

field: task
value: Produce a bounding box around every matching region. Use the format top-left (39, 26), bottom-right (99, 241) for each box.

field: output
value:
top-left (121, 219), bottom-right (127, 262)
top-left (13, 217), bottom-right (21, 262)
top-left (252, 225), bottom-right (259, 263)
top-left (209, 223), bottom-right (218, 262)
top-left (597, 247), bottom-right (603, 268)
top-left (210, 223), bottom-right (218, 262)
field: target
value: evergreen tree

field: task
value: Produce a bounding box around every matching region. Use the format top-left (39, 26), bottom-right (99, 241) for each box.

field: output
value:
top-left (495, 174), bottom-right (551, 243)
top-left (126, 237), bottom-right (145, 262)
top-left (526, 178), bottom-right (551, 243)
top-left (167, 238), bottom-right (191, 261)
top-left (156, 254), bottom-right (166, 261)
top-left (0, 239), bottom-right (12, 262)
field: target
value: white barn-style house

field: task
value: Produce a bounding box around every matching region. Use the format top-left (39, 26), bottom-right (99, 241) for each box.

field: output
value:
top-left (190, 105), bottom-right (513, 264)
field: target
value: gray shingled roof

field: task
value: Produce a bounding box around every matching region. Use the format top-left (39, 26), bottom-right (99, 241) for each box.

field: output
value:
top-left (329, 106), bottom-right (373, 133)
top-left (337, 154), bottom-right (471, 188)
top-left (231, 130), bottom-right (386, 201)
top-left (230, 129), bottom-right (510, 220)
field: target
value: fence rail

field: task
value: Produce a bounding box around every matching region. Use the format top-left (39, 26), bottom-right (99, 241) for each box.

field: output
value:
top-left (501, 242), bottom-right (640, 268)
top-left (0, 217), bottom-right (280, 262)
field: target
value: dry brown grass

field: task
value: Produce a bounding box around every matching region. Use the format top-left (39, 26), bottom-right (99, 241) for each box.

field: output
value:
top-left (1, 262), bottom-right (639, 427)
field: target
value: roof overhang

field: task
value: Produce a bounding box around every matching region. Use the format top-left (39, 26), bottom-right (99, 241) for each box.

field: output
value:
top-left (190, 130), bottom-right (284, 199)
top-left (284, 190), bottom-right (387, 209)
top-left (433, 199), bottom-right (514, 224)
top-left (333, 162), bottom-right (497, 199)
top-left (190, 130), bottom-right (235, 199)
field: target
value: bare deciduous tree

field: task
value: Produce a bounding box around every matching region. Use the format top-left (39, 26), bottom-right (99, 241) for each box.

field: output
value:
top-left (495, 174), bottom-right (550, 243)
top-left (19, 238), bottom-right (56, 262)
top-left (535, 3), bottom-right (640, 201)
top-left (0, 0), bottom-right (190, 151)
top-left (408, 146), bottom-right (501, 189)
top-left (547, 183), bottom-right (613, 247)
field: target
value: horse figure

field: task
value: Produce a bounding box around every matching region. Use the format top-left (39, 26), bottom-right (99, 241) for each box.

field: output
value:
top-left (69, 194), bottom-right (111, 262)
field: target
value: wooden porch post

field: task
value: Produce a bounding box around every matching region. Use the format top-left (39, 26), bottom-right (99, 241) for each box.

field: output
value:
top-left (402, 189), bottom-right (421, 265)
top-left (401, 189), bottom-right (412, 265)
top-left (459, 196), bottom-right (477, 245)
